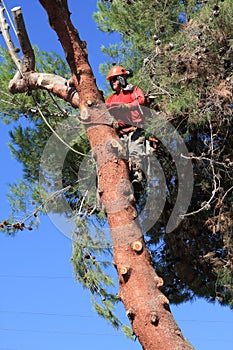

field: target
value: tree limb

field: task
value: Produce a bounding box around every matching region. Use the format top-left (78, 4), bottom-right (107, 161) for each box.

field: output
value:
top-left (11, 6), bottom-right (35, 72)
top-left (0, 4), bottom-right (23, 73)
top-left (0, 4), bottom-right (80, 108)
top-left (1, 1), bottom-right (195, 348)
top-left (9, 71), bottom-right (80, 107)
top-left (38, 0), bottom-right (105, 118)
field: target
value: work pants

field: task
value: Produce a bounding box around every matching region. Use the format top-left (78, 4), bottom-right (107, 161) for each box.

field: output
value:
top-left (119, 128), bottom-right (146, 173)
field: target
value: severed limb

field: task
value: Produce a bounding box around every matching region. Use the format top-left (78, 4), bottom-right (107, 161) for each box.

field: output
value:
top-left (11, 6), bottom-right (35, 72)
top-left (8, 71), bottom-right (80, 107)
top-left (0, 4), bottom-right (80, 108)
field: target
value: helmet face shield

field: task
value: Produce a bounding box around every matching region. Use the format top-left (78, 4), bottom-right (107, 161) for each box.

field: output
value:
top-left (116, 75), bottom-right (127, 88)
top-left (109, 76), bottom-right (118, 83)
top-left (107, 66), bottom-right (133, 90)
top-left (110, 75), bottom-right (127, 90)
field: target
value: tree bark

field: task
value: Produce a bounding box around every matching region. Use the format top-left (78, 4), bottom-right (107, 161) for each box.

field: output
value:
top-left (1, 1), bottom-right (194, 349)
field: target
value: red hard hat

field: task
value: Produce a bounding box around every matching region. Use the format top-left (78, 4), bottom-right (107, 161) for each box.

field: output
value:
top-left (106, 65), bottom-right (127, 80)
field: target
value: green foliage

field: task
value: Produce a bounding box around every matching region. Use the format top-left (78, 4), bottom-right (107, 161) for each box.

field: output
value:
top-left (0, 44), bottom-right (125, 330)
top-left (0, 46), bottom-right (87, 228)
top-left (0, 47), bottom-right (32, 122)
top-left (0, 0), bottom-right (233, 334)
top-left (71, 224), bottom-right (133, 332)
top-left (95, 0), bottom-right (233, 308)
top-left (7, 180), bottom-right (36, 215)
top-left (216, 269), bottom-right (233, 308)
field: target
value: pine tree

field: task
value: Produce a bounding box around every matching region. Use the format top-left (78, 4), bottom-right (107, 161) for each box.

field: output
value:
top-left (0, 0), bottom-right (232, 348)
top-left (95, 0), bottom-right (233, 307)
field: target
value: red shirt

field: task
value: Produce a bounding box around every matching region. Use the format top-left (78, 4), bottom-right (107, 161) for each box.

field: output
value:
top-left (106, 86), bottom-right (145, 130)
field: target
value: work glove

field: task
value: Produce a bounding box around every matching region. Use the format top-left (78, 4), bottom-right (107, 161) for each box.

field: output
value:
top-left (108, 103), bottom-right (130, 110)
top-left (116, 103), bottom-right (131, 110)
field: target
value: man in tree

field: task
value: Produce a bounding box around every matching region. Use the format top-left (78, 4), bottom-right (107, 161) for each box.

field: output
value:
top-left (105, 65), bottom-right (146, 192)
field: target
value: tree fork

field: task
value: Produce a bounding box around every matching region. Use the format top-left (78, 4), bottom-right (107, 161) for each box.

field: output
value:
top-left (1, 1), bottom-right (194, 348)
top-left (0, 4), bottom-right (80, 107)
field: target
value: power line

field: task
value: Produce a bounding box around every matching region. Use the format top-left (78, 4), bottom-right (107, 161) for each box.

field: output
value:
top-left (0, 274), bottom-right (72, 279)
top-left (0, 327), bottom-right (123, 337)
top-left (0, 310), bottom-right (96, 318)
top-left (0, 327), bottom-right (232, 343)
top-left (0, 310), bottom-right (232, 324)
top-left (177, 319), bottom-right (233, 324)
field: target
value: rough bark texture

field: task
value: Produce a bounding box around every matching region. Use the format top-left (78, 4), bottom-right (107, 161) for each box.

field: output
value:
top-left (1, 1), bottom-right (195, 349)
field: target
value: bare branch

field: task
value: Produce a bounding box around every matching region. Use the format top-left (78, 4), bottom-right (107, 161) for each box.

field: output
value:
top-left (181, 154), bottom-right (229, 167)
top-left (181, 118), bottom-right (221, 218)
top-left (9, 71), bottom-right (80, 107)
top-left (11, 6), bottom-right (35, 72)
top-left (0, 4), bottom-right (23, 73)
top-left (220, 185), bottom-right (233, 204)
top-left (0, 4), bottom-right (80, 108)
top-left (38, 0), bottom-right (106, 119)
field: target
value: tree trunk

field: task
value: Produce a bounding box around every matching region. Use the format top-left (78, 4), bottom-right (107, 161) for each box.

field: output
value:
top-left (2, 1), bottom-right (194, 348)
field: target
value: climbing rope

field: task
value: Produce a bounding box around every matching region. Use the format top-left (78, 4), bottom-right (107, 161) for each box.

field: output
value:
top-left (0, 0), bottom-right (18, 37)
top-left (32, 94), bottom-right (90, 157)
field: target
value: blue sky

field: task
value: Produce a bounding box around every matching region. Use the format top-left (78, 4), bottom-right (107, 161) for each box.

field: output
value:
top-left (0, 1), bottom-right (232, 350)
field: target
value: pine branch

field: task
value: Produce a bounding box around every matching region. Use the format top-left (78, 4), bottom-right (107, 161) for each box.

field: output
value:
top-left (0, 4), bottom-right (80, 108)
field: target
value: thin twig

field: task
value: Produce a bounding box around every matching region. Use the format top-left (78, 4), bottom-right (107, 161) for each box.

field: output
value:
top-left (181, 118), bottom-right (221, 218)
top-left (221, 185), bottom-right (233, 204)
top-left (19, 184), bottom-right (72, 225)
top-left (181, 154), bottom-right (230, 167)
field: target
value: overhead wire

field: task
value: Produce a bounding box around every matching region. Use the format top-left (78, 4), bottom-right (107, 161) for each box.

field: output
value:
top-left (0, 327), bottom-right (124, 337)
top-left (0, 327), bottom-right (232, 343)
top-left (0, 309), bottom-right (232, 324)
top-left (0, 310), bottom-right (96, 318)
top-left (0, 274), bottom-right (72, 279)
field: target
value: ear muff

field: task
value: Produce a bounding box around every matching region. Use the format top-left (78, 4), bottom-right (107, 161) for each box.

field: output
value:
top-left (125, 69), bottom-right (133, 78)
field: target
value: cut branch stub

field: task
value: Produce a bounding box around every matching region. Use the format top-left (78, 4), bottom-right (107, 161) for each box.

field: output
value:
top-left (79, 105), bottom-right (90, 121)
top-left (154, 276), bottom-right (164, 289)
top-left (150, 311), bottom-right (159, 326)
top-left (132, 240), bottom-right (143, 253)
top-left (126, 306), bottom-right (136, 321)
top-left (87, 99), bottom-right (93, 106)
top-left (119, 265), bottom-right (130, 276)
top-left (119, 265), bottom-right (131, 283)
top-left (109, 138), bottom-right (124, 153)
top-left (158, 294), bottom-right (170, 310)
